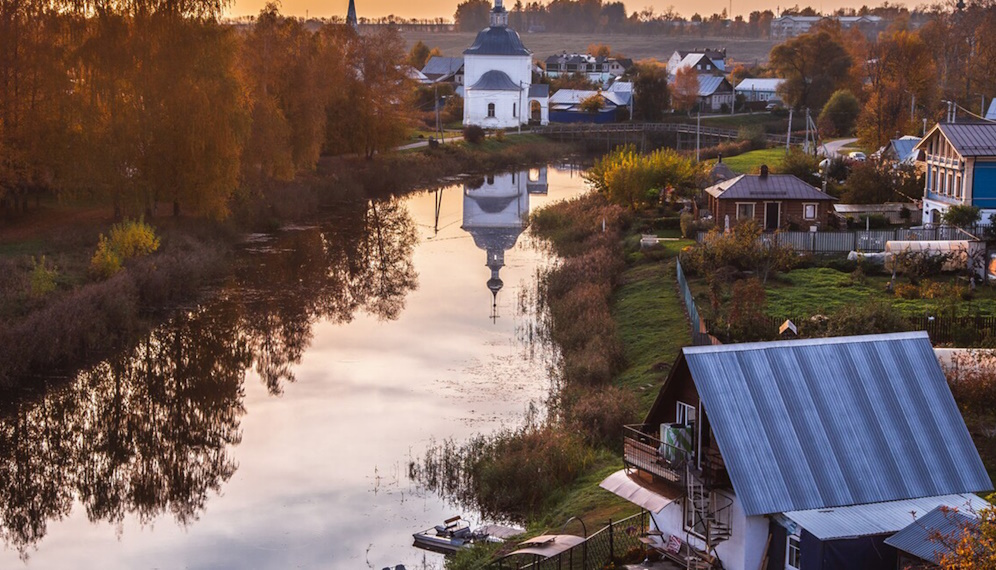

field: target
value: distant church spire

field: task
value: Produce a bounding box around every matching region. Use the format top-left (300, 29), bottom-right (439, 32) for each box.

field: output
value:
top-left (490, 0), bottom-right (508, 27)
top-left (346, 0), bottom-right (358, 28)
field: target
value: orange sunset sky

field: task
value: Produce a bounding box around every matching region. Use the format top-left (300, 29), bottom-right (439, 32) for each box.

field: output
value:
top-left (226, 0), bottom-right (898, 22)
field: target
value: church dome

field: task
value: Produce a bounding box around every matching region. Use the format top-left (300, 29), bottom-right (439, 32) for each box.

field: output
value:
top-left (463, 26), bottom-right (530, 56)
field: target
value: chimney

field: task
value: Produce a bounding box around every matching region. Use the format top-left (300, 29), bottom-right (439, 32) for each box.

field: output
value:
top-left (760, 164), bottom-right (769, 178)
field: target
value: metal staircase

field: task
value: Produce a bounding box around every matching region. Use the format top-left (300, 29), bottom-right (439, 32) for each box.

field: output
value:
top-left (684, 464), bottom-right (733, 570)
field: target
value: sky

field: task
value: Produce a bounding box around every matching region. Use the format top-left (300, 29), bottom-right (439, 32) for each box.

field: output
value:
top-left (226, 0), bottom-right (893, 22)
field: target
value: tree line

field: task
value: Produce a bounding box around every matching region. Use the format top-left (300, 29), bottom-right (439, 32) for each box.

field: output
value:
top-left (0, 0), bottom-right (414, 220)
top-left (762, 3), bottom-right (996, 148)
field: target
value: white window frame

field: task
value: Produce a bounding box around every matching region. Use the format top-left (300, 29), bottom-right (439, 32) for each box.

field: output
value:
top-left (487, 103), bottom-right (496, 118)
top-left (786, 534), bottom-right (801, 569)
top-left (803, 203), bottom-right (817, 220)
top-left (736, 202), bottom-right (755, 220)
top-left (676, 402), bottom-right (696, 426)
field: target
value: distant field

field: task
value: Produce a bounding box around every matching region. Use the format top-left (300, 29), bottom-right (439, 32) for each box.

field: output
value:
top-left (402, 31), bottom-right (777, 65)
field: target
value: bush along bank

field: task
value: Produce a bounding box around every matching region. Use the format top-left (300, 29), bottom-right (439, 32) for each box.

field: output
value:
top-left (409, 194), bottom-right (650, 556)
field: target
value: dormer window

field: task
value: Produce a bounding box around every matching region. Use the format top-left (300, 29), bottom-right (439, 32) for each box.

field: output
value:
top-left (676, 402), bottom-right (696, 426)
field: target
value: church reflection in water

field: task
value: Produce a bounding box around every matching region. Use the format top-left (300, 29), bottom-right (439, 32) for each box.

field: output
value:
top-left (460, 167), bottom-right (548, 320)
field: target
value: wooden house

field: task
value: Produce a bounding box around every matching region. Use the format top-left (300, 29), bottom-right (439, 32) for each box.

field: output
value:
top-left (600, 332), bottom-right (991, 570)
top-left (703, 166), bottom-right (837, 230)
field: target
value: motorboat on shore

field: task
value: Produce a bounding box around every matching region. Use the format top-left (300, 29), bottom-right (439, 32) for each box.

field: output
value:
top-left (412, 516), bottom-right (523, 555)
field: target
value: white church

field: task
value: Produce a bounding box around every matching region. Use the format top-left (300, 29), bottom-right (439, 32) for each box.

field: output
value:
top-left (462, 0), bottom-right (548, 128)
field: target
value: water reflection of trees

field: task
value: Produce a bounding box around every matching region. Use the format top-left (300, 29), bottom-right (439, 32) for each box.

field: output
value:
top-left (0, 197), bottom-right (418, 557)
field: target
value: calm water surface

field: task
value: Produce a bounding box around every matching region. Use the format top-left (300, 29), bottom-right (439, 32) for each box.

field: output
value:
top-left (0, 165), bottom-right (587, 569)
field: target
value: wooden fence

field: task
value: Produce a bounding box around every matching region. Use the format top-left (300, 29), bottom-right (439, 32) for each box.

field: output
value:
top-left (705, 315), bottom-right (996, 346)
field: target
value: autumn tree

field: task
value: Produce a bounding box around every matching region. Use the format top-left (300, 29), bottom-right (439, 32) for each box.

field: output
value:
top-left (579, 94), bottom-right (605, 113)
top-left (856, 29), bottom-right (936, 149)
top-left (631, 61), bottom-right (670, 121)
top-left (769, 29), bottom-right (853, 110)
top-left (407, 40), bottom-right (432, 70)
top-left (454, 0), bottom-right (492, 31)
top-left (671, 67), bottom-right (700, 112)
top-left (818, 89), bottom-right (861, 137)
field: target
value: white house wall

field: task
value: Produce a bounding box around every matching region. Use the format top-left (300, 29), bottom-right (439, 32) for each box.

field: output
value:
top-left (649, 492), bottom-right (768, 570)
top-left (464, 54), bottom-right (531, 90)
top-left (465, 91), bottom-right (525, 129)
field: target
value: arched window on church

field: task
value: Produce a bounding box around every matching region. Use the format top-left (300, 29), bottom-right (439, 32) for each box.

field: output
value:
top-left (513, 103), bottom-right (517, 117)
top-left (487, 103), bottom-right (496, 118)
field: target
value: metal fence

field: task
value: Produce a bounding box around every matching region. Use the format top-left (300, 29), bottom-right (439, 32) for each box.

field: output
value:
top-left (488, 512), bottom-right (651, 570)
top-left (695, 226), bottom-right (984, 254)
top-left (676, 259), bottom-right (718, 346)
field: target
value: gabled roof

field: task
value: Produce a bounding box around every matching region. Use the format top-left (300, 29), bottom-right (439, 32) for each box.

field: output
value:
top-left (915, 123), bottom-right (996, 157)
top-left (987, 99), bottom-right (996, 120)
top-left (697, 75), bottom-right (732, 97)
top-left (675, 53), bottom-right (717, 74)
top-left (735, 78), bottom-right (784, 93)
top-left (549, 89), bottom-right (628, 107)
top-left (886, 135), bottom-right (921, 163)
top-left (469, 70), bottom-right (520, 91)
top-left (677, 332), bottom-right (992, 516)
top-left (885, 504), bottom-right (979, 563)
top-left (464, 26), bottom-right (530, 56)
top-left (704, 174), bottom-right (836, 201)
top-left (421, 56), bottom-right (464, 78)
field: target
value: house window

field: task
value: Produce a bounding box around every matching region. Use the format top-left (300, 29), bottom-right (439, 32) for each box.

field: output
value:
top-left (947, 171), bottom-right (953, 196)
top-left (736, 203), bottom-right (755, 220)
top-left (803, 203), bottom-right (817, 220)
top-left (487, 103), bottom-right (496, 118)
top-left (513, 103), bottom-right (517, 118)
top-left (786, 535), bottom-right (801, 569)
top-left (956, 173), bottom-right (962, 199)
top-left (676, 402), bottom-right (696, 426)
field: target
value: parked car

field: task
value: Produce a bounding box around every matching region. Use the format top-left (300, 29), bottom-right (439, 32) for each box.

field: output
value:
top-left (848, 151), bottom-right (867, 161)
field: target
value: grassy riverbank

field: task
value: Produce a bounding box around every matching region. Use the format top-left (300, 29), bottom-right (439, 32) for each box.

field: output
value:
top-left (423, 193), bottom-right (696, 569)
top-left (0, 135), bottom-right (577, 387)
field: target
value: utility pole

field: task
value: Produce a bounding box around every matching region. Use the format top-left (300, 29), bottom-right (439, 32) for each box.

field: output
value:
top-left (910, 93), bottom-right (915, 125)
top-left (696, 108), bottom-right (701, 162)
top-left (786, 107), bottom-right (793, 153)
top-left (434, 84), bottom-right (441, 141)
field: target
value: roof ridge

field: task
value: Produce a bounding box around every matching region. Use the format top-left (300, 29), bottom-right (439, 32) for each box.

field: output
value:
top-left (683, 330), bottom-right (929, 355)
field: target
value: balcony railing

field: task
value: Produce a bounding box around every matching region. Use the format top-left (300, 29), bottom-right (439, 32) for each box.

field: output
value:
top-left (623, 424), bottom-right (730, 489)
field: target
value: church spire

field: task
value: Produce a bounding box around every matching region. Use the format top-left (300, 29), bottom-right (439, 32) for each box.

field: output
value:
top-left (490, 0), bottom-right (508, 27)
top-left (346, 0), bottom-right (358, 28)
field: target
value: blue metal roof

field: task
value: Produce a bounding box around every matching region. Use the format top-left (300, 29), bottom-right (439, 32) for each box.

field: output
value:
top-left (884, 504), bottom-right (978, 562)
top-left (683, 332), bottom-right (992, 517)
top-left (463, 26), bottom-right (531, 56)
top-left (469, 70), bottom-right (520, 91)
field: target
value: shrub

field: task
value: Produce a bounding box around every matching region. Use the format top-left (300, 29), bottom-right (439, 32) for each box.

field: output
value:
top-left (462, 124), bottom-right (486, 144)
top-left (724, 278), bottom-right (773, 342)
top-left (29, 256), bottom-right (58, 298)
top-left (943, 204), bottom-right (982, 228)
top-left (90, 219), bottom-right (161, 279)
top-left (560, 384), bottom-right (639, 446)
top-left (823, 300), bottom-right (910, 336)
top-left (493, 129), bottom-right (505, 142)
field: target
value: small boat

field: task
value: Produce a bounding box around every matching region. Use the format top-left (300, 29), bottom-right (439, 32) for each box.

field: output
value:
top-left (412, 516), bottom-right (483, 554)
top-left (412, 516), bottom-right (523, 555)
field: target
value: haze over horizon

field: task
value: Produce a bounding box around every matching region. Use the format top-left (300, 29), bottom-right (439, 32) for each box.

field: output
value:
top-left (227, 0), bottom-right (906, 22)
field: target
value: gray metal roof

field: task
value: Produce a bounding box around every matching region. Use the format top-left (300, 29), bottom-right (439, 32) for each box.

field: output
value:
top-left (469, 70), bottom-right (520, 91)
top-left (528, 84), bottom-right (549, 99)
top-left (704, 174), bottom-right (837, 201)
top-left (783, 493), bottom-right (987, 540)
top-left (464, 26), bottom-right (531, 56)
top-left (885, 504), bottom-right (978, 562)
top-left (697, 75), bottom-right (731, 97)
top-left (421, 56), bottom-right (463, 79)
top-left (683, 332), bottom-right (992, 517)
top-left (888, 136), bottom-right (921, 163)
top-left (735, 78), bottom-right (784, 93)
top-left (937, 123), bottom-right (996, 157)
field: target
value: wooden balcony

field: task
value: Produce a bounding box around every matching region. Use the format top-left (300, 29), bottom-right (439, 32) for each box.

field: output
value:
top-left (623, 424), bottom-right (730, 490)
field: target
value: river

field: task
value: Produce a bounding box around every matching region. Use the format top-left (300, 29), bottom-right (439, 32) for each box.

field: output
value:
top-left (0, 165), bottom-right (588, 569)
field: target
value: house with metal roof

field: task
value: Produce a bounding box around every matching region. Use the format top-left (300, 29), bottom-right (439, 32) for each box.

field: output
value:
top-left (734, 78), bottom-right (785, 103)
top-left (547, 85), bottom-right (632, 123)
top-left (542, 52), bottom-right (632, 84)
top-left (879, 135), bottom-right (922, 165)
top-left (666, 49), bottom-right (727, 75)
top-left (915, 122), bottom-right (996, 225)
top-left (695, 75), bottom-right (735, 112)
top-left (704, 167), bottom-right (837, 230)
top-left (462, 0), bottom-right (548, 128)
top-left (420, 56), bottom-right (465, 85)
top-left (600, 332), bottom-right (992, 570)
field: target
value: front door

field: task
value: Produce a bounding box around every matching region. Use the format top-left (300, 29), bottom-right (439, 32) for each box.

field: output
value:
top-left (765, 202), bottom-right (780, 231)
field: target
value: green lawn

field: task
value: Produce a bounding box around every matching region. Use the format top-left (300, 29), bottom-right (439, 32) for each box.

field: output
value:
top-left (689, 266), bottom-right (996, 319)
top-left (710, 147), bottom-right (787, 175)
top-left (614, 242), bottom-right (695, 411)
